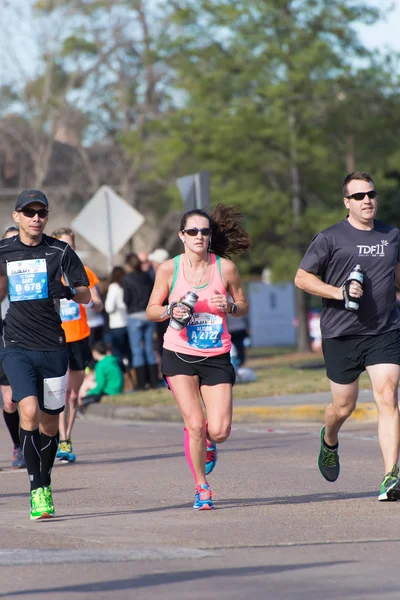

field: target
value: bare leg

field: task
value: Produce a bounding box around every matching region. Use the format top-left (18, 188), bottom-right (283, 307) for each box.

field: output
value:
top-left (167, 375), bottom-right (207, 485)
top-left (2, 384), bottom-right (17, 414)
top-left (324, 379), bottom-right (358, 446)
top-left (367, 363), bottom-right (400, 474)
top-left (201, 383), bottom-right (233, 444)
top-left (59, 370), bottom-right (84, 440)
top-left (65, 370), bottom-right (84, 440)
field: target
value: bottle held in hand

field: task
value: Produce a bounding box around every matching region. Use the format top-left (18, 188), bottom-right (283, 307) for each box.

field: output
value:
top-left (343, 264), bottom-right (364, 311)
top-left (169, 291), bottom-right (199, 330)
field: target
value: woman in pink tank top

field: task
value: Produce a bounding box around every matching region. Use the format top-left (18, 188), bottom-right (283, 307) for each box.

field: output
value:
top-left (147, 205), bottom-right (251, 511)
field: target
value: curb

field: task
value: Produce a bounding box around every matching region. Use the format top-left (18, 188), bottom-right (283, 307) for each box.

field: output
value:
top-left (84, 402), bottom-right (378, 424)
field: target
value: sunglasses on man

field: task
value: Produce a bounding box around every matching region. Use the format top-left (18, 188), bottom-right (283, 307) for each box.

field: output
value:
top-left (345, 191), bottom-right (378, 201)
top-left (17, 208), bottom-right (49, 218)
top-left (182, 227), bottom-right (212, 237)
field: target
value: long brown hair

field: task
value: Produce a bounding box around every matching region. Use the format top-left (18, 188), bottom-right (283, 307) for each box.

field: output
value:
top-left (180, 204), bottom-right (251, 258)
top-left (124, 253), bottom-right (142, 272)
top-left (110, 266), bottom-right (125, 286)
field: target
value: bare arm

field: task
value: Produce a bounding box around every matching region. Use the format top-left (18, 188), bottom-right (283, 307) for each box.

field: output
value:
top-left (89, 284), bottom-right (103, 312)
top-left (73, 286), bottom-right (91, 304)
top-left (210, 259), bottom-right (249, 316)
top-left (294, 268), bottom-right (343, 301)
top-left (146, 260), bottom-right (174, 322)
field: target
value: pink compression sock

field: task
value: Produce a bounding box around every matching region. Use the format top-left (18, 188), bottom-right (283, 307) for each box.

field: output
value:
top-left (183, 427), bottom-right (198, 483)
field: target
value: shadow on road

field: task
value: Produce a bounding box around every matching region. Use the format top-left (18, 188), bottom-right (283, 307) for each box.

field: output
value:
top-left (213, 490), bottom-right (376, 508)
top-left (0, 488), bottom-right (85, 500)
top-left (74, 440), bottom-right (289, 466)
top-left (46, 490), bottom-right (377, 522)
top-left (0, 561), bottom-right (351, 596)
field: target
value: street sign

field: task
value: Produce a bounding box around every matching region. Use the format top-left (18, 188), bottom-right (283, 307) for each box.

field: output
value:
top-left (176, 171), bottom-right (210, 212)
top-left (71, 185), bottom-right (145, 270)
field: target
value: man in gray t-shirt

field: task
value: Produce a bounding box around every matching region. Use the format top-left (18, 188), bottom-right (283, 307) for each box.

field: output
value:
top-left (295, 171), bottom-right (400, 501)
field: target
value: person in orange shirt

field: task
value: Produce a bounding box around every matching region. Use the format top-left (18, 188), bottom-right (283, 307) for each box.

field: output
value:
top-left (52, 228), bottom-right (103, 462)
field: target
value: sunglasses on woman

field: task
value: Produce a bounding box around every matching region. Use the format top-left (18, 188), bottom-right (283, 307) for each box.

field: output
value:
top-left (18, 208), bottom-right (49, 218)
top-left (182, 227), bottom-right (212, 237)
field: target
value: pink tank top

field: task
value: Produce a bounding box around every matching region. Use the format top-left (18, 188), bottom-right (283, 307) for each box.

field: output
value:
top-left (163, 253), bottom-right (232, 357)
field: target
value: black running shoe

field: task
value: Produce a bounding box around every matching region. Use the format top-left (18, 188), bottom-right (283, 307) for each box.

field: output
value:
top-left (318, 426), bottom-right (340, 482)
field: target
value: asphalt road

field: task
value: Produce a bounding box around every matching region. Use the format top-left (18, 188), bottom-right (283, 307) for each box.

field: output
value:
top-left (0, 417), bottom-right (399, 599)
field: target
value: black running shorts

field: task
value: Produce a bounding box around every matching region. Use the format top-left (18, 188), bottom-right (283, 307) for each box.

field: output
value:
top-left (67, 337), bottom-right (92, 371)
top-left (0, 359), bottom-right (9, 386)
top-left (162, 349), bottom-right (235, 387)
top-left (322, 329), bottom-right (400, 385)
top-left (0, 347), bottom-right (69, 415)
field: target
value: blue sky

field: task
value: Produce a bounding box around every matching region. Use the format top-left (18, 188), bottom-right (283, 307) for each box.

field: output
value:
top-left (357, 1), bottom-right (400, 52)
top-left (1, 0), bottom-right (400, 86)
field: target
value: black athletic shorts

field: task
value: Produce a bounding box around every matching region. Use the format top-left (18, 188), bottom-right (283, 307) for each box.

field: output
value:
top-left (67, 337), bottom-right (92, 371)
top-left (0, 359), bottom-right (9, 386)
top-left (322, 329), bottom-right (400, 385)
top-left (162, 349), bottom-right (235, 387)
top-left (0, 347), bottom-right (69, 415)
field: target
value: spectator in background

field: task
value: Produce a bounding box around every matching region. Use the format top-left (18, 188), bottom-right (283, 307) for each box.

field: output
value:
top-left (138, 251), bottom-right (155, 281)
top-left (226, 308), bottom-right (249, 367)
top-left (123, 253), bottom-right (158, 390)
top-left (148, 248), bottom-right (170, 358)
top-left (83, 275), bottom-right (109, 349)
top-left (86, 301), bottom-right (106, 348)
top-left (105, 266), bottom-right (132, 374)
top-left (52, 227), bottom-right (103, 463)
top-left (80, 341), bottom-right (124, 407)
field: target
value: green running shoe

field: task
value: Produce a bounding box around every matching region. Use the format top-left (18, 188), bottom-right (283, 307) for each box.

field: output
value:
top-left (30, 487), bottom-right (52, 520)
top-left (318, 426), bottom-right (340, 482)
top-left (379, 464), bottom-right (400, 501)
top-left (43, 485), bottom-right (55, 516)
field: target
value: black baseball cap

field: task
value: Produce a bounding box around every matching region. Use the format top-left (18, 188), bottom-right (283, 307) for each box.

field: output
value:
top-left (15, 190), bottom-right (49, 211)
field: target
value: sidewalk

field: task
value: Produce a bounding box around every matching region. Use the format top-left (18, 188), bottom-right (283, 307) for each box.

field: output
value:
top-left (84, 389), bottom-right (378, 424)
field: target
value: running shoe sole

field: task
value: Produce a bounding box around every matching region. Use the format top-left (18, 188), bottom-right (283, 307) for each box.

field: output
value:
top-left (30, 511), bottom-right (53, 520)
top-left (379, 484), bottom-right (400, 502)
top-left (205, 445), bottom-right (218, 476)
top-left (193, 503), bottom-right (214, 511)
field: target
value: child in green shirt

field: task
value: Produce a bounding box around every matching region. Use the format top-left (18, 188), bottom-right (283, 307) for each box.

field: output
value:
top-left (81, 341), bottom-right (124, 406)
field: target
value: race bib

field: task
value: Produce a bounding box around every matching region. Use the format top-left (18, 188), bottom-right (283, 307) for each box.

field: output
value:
top-left (7, 259), bottom-right (48, 302)
top-left (60, 298), bottom-right (80, 322)
top-left (187, 312), bottom-right (223, 349)
top-left (43, 372), bottom-right (68, 411)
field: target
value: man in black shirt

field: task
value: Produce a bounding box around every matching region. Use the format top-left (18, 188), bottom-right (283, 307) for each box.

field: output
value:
top-left (295, 171), bottom-right (400, 501)
top-left (0, 190), bottom-right (90, 519)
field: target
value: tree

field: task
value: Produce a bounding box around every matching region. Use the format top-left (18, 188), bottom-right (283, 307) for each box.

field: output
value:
top-left (145, 0), bottom-right (391, 350)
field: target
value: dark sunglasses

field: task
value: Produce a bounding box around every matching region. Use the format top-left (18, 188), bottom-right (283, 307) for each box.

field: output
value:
top-left (182, 227), bottom-right (212, 237)
top-left (346, 191), bottom-right (378, 201)
top-left (18, 208), bottom-right (48, 218)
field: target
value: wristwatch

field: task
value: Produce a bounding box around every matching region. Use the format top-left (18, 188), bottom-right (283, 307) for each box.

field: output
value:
top-left (229, 302), bottom-right (238, 315)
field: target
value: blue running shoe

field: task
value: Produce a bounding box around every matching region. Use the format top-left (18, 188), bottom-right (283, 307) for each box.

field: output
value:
top-left (205, 444), bottom-right (218, 475)
top-left (56, 440), bottom-right (76, 463)
top-left (12, 445), bottom-right (26, 469)
top-left (193, 483), bottom-right (214, 511)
